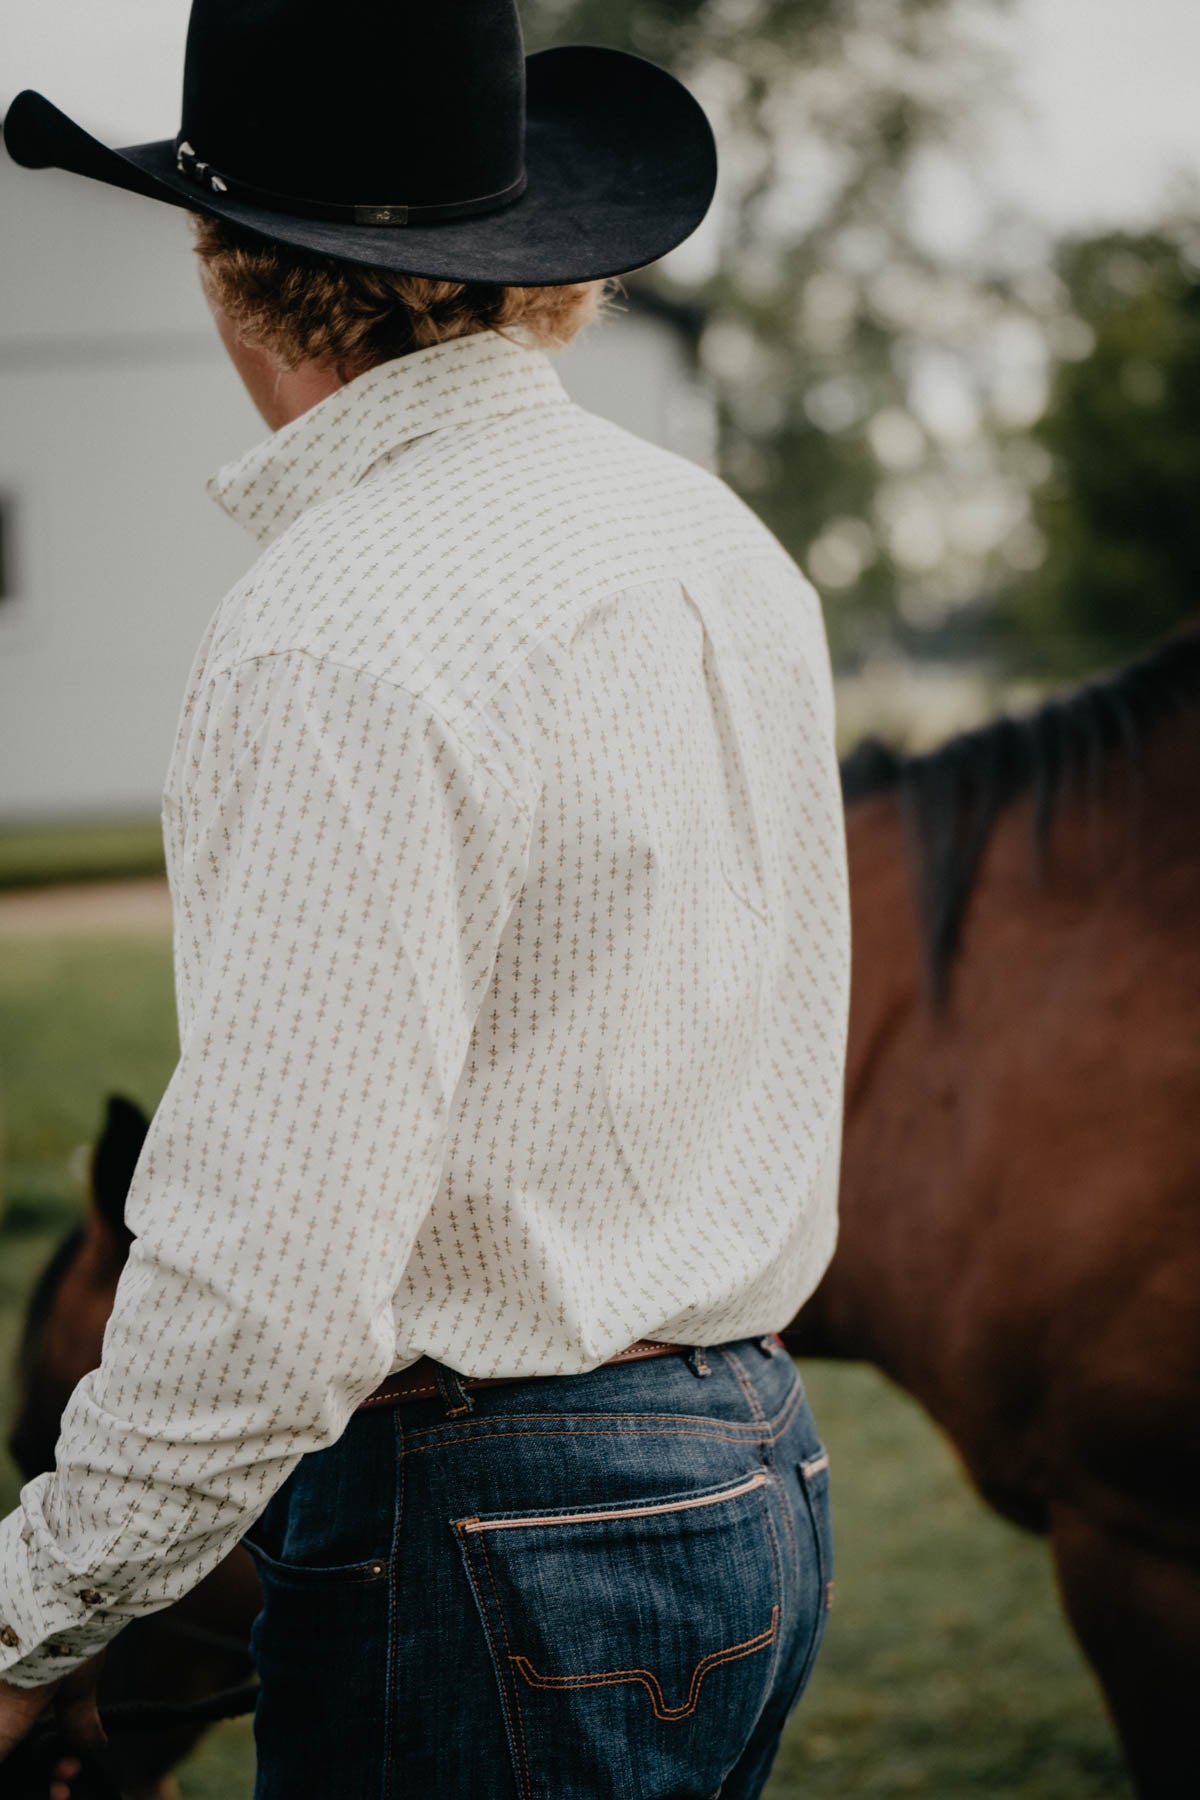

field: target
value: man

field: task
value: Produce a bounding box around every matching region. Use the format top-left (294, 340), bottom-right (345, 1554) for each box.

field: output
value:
top-left (0, 3), bottom-right (851, 1795)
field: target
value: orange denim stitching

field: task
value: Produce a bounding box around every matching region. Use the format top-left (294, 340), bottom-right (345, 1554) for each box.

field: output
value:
top-left (767, 1379), bottom-right (806, 1443)
top-left (403, 1385), bottom-right (807, 1459)
top-left (478, 1532), bottom-right (534, 1799)
top-left (409, 1406), bottom-right (765, 1434)
top-left (790, 1452), bottom-right (832, 1694)
top-left (408, 1423), bottom-right (770, 1456)
top-left (775, 1472), bottom-right (799, 1587)
top-left (766, 1440), bottom-right (800, 1583)
top-left (718, 1348), bottom-right (764, 1430)
top-left (758, 1486), bottom-right (787, 1691)
top-left (508, 1606), bottom-right (779, 1723)
top-left (721, 1349), bottom-right (802, 1582)
top-left (400, 1375), bottom-right (805, 1445)
top-left (384, 1411), bottom-right (405, 1796)
top-left (459, 1470), bottom-right (767, 1534)
top-left (458, 1532), bottom-right (532, 1800)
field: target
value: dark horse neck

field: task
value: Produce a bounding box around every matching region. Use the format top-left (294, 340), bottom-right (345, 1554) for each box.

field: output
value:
top-left (793, 624), bottom-right (1200, 1391)
top-left (796, 633), bottom-right (1200, 1795)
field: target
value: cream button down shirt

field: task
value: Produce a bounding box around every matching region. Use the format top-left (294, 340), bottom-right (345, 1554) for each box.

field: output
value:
top-left (0, 325), bottom-right (850, 1684)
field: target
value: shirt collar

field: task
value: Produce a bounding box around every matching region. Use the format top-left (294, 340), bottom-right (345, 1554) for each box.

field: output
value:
top-left (207, 327), bottom-right (571, 547)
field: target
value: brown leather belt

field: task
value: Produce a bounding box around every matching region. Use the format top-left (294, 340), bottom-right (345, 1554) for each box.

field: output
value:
top-left (356, 1339), bottom-right (692, 1411)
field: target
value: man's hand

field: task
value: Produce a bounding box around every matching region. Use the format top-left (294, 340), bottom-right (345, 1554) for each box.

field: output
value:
top-left (0, 1671), bottom-right (63, 1763)
top-left (0, 1654), bottom-right (107, 1796)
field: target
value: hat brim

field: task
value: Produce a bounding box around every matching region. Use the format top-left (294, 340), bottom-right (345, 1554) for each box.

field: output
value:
top-left (2, 45), bottom-right (717, 285)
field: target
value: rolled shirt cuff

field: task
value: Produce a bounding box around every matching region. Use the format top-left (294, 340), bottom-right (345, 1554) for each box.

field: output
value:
top-left (0, 1492), bottom-right (127, 1688)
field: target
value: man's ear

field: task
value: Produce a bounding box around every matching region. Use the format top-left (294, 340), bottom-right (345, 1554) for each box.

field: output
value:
top-left (90, 1094), bottom-right (148, 1251)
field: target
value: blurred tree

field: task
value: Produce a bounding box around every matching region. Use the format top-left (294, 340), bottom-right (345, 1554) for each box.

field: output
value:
top-left (991, 219), bottom-right (1200, 677)
top-left (522, 0), bottom-right (1018, 665)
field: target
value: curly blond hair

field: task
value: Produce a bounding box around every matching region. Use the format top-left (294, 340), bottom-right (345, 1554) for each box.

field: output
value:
top-left (191, 215), bottom-right (618, 379)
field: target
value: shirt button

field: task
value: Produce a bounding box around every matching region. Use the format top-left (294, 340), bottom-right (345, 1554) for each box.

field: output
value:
top-left (0, 1624), bottom-right (19, 1648)
top-left (78, 1588), bottom-right (104, 1607)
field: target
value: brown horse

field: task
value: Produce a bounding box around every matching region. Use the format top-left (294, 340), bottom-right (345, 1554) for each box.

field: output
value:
top-left (7, 1097), bottom-right (261, 1800)
top-left (8, 630), bottom-right (1200, 1796)
top-left (786, 624), bottom-right (1200, 1799)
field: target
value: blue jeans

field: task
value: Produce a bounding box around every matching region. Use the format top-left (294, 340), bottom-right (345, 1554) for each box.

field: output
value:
top-left (243, 1338), bottom-right (833, 1799)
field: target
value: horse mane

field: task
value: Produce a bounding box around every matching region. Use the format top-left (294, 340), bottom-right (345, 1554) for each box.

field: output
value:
top-left (15, 1222), bottom-right (84, 1380)
top-left (840, 625), bottom-right (1200, 1003)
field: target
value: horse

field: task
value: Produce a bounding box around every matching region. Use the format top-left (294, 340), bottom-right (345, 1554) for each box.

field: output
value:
top-left (6, 1097), bottom-right (261, 1800)
top-left (8, 629), bottom-right (1199, 1796)
top-left (785, 624), bottom-right (1200, 1799)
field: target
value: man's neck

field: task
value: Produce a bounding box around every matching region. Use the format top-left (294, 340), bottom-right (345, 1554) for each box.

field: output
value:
top-left (261, 359), bottom-right (347, 431)
top-left (207, 294), bottom-right (348, 431)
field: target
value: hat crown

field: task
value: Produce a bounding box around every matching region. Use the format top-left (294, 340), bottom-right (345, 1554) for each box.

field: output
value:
top-left (180, 0), bottom-right (527, 206)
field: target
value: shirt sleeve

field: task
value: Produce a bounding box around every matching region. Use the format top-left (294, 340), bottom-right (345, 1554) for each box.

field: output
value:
top-left (0, 649), bottom-right (536, 1685)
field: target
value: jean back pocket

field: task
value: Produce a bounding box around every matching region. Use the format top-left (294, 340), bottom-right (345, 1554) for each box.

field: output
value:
top-left (785, 1443), bottom-right (833, 1714)
top-left (454, 1465), bottom-right (782, 1800)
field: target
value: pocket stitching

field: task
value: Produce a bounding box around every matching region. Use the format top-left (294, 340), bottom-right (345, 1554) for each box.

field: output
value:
top-left (758, 1477), bottom-right (788, 1698)
top-left (789, 1448), bottom-right (833, 1701)
top-left (457, 1530), bottom-right (534, 1800)
top-left (461, 1470), bottom-right (784, 1753)
top-left (509, 1604), bottom-right (780, 1723)
top-left (457, 1468), bottom-right (768, 1534)
top-left (406, 1378), bottom-right (808, 1458)
top-left (479, 1533), bottom-right (535, 1800)
top-left (242, 1537), bottom-right (389, 1587)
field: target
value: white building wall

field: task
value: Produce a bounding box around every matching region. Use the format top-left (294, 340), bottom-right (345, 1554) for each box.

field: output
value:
top-left (0, 165), bottom-right (714, 822)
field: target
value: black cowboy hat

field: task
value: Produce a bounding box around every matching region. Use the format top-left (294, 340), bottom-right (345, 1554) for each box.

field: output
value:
top-left (2, 0), bottom-right (717, 287)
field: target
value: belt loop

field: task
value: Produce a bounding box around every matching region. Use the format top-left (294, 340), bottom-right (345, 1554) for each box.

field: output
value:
top-left (687, 1345), bottom-right (712, 1378)
top-left (434, 1364), bottom-right (475, 1417)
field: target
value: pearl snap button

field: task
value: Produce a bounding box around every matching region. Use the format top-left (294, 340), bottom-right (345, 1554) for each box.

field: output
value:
top-left (0, 1624), bottom-right (19, 1647)
top-left (78, 1587), bottom-right (104, 1606)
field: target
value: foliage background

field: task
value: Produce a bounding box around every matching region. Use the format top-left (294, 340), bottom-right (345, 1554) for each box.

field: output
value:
top-left (526, 0), bottom-right (1200, 684)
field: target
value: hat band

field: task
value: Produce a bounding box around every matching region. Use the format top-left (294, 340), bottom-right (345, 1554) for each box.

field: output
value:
top-left (175, 138), bottom-right (528, 228)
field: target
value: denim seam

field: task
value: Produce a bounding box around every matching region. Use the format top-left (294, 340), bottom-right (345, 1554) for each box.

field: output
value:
top-left (398, 1376), bottom-right (804, 1444)
top-left (401, 1383), bottom-right (807, 1457)
top-left (382, 1410), bottom-right (405, 1800)
top-left (478, 1531), bottom-right (534, 1799)
top-left (756, 1360), bottom-right (803, 1574)
top-left (240, 1542), bottom-right (389, 1585)
top-left (457, 1531), bottom-right (533, 1800)
top-left (403, 1407), bottom-right (806, 1458)
top-left (404, 1406), bottom-right (767, 1438)
top-left (455, 1468), bottom-right (767, 1532)
top-left (767, 1379), bottom-right (807, 1444)
top-left (771, 1465), bottom-right (800, 1596)
top-left (784, 1457), bottom-right (833, 1710)
top-left (724, 1339), bottom-right (796, 1601)
top-left (758, 1482), bottom-right (788, 1700)
top-left (719, 1348), bottom-right (769, 1442)
top-left (507, 1606), bottom-right (779, 1723)
top-left (769, 1370), bottom-right (811, 1630)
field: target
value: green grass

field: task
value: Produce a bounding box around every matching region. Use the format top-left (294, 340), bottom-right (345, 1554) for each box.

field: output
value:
top-left (0, 929), bottom-right (1131, 1798)
top-left (0, 816), bottom-right (166, 891)
top-left (0, 932), bottom-right (177, 1237)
